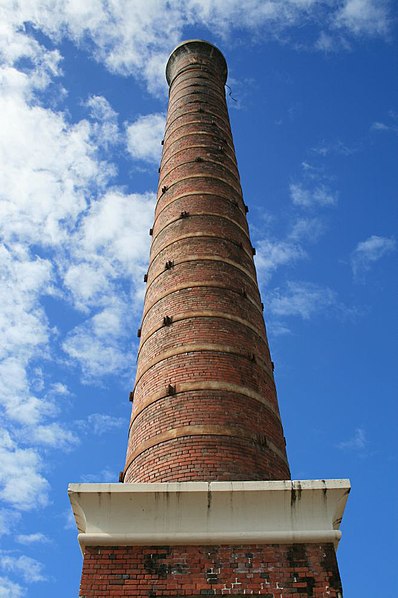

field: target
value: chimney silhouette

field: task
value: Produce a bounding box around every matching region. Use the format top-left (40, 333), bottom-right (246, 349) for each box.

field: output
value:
top-left (69, 40), bottom-right (350, 598)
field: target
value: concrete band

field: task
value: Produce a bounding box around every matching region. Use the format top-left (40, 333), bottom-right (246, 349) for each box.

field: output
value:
top-left (161, 130), bottom-right (236, 163)
top-left (145, 255), bottom-right (257, 293)
top-left (155, 188), bottom-right (245, 220)
top-left (134, 342), bottom-right (274, 387)
top-left (128, 381), bottom-right (281, 436)
top-left (164, 109), bottom-right (232, 138)
top-left (160, 153), bottom-right (239, 184)
top-left (151, 211), bottom-right (249, 244)
top-left (142, 280), bottom-right (263, 320)
top-left (169, 72), bottom-right (225, 95)
top-left (78, 530), bottom-right (342, 550)
top-left (168, 89), bottom-right (226, 114)
top-left (123, 425), bottom-right (289, 476)
top-left (149, 232), bottom-right (254, 264)
top-left (153, 191), bottom-right (246, 224)
top-left (137, 310), bottom-right (268, 358)
top-left (157, 173), bottom-right (241, 195)
top-left (160, 141), bottom-right (237, 172)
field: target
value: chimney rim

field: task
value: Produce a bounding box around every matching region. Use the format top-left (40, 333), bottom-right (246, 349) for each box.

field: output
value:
top-left (166, 39), bottom-right (228, 86)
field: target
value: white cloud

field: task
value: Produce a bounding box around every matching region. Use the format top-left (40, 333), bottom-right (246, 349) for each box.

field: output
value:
top-left (62, 318), bottom-right (130, 380)
top-left (371, 120), bottom-right (398, 134)
top-left (0, 553), bottom-right (46, 583)
top-left (255, 239), bottom-right (306, 277)
top-left (1, 1), bottom-right (391, 98)
top-left (0, 95), bottom-right (112, 247)
top-left (0, 246), bottom-right (53, 426)
top-left (126, 113), bottom-right (166, 164)
top-left (86, 95), bottom-right (120, 148)
top-left (0, 431), bottom-right (49, 511)
top-left (76, 191), bottom-right (155, 279)
top-left (338, 427), bottom-right (367, 451)
top-left (351, 235), bottom-right (396, 277)
top-left (290, 183), bottom-right (337, 208)
top-left (25, 424), bottom-right (79, 451)
top-left (333, 0), bottom-right (390, 37)
top-left (0, 576), bottom-right (24, 598)
top-left (15, 533), bottom-right (50, 545)
top-left (0, 510), bottom-right (21, 537)
top-left (269, 281), bottom-right (338, 319)
top-left (62, 190), bottom-right (155, 378)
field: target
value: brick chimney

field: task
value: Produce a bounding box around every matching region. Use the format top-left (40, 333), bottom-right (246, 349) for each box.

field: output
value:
top-left (69, 40), bottom-right (349, 598)
top-left (123, 39), bottom-right (290, 485)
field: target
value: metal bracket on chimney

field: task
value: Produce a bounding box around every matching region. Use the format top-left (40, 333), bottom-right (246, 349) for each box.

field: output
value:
top-left (165, 260), bottom-right (174, 270)
top-left (163, 315), bottom-right (173, 326)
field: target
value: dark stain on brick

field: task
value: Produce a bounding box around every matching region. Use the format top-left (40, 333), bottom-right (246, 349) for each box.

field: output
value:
top-left (144, 550), bottom-right (172, 579)
top-left (287, 544), bottom-right (309, 568)
top-left (321, 544), bottom-right (343, 594)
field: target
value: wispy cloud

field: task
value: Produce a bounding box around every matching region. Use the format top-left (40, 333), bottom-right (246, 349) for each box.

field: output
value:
top-left (255, 239), bottom-right (307, 277)
top-left (290, 183), bottom-right (338, 208)
top-left (0, 553), bottom-right (46, 583)
top-left (371, 121), bottom-right (398, 134)
top-left (288, 217), bottom-right (325, 243)
top-left (0, 431), bottom-right (49, 511)
top-left (15, 533), bottom-right (50, 546)
top-left (76, 414), bottom-right (126, 436)
top-left (0, 575), bottom-right (24, 598)
top-left (268, 281), bottom-right (338, 320)
top-left (311, 140), bottom-right (358, 156)
top-left (351, 235), bottom-right (396, 278)
top-left (338, 427), bottom-right (368, 451)
top-left (333, 0), bottom-right (391, 37)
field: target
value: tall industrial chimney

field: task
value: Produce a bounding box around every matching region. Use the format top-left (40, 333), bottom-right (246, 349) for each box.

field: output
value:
top-left (69, 40), bottom-right (349, 598)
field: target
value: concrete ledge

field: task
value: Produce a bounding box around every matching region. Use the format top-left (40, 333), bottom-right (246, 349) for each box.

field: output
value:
top-left (68, 479), bottom-right (350, 553)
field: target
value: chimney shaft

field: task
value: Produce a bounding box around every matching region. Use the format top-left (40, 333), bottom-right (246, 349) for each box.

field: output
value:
top-left (123, 40), bottom-right (290, 483)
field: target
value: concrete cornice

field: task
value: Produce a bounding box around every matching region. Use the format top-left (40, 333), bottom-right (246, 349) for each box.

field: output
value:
top-left (68, 479), bottom-right (350, 554)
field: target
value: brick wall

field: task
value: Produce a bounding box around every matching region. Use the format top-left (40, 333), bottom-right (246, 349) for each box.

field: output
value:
top-left (79, 543), bottom-right (342, 597)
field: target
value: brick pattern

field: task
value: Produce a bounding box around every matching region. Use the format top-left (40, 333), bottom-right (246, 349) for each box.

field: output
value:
top-left (123, 42), bottom-right (290, 483)
top-left (79, 543), bottom-right (343, 597)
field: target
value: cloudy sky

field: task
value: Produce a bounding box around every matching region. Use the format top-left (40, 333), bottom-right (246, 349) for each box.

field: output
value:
top-left (0, 1), bottom-right (397, 596)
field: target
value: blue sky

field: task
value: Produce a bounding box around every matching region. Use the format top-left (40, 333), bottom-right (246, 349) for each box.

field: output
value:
top-left (0, 1), bottom-right (397, 596)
